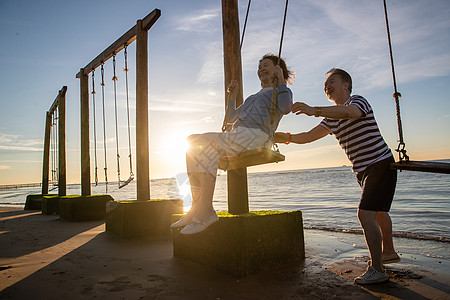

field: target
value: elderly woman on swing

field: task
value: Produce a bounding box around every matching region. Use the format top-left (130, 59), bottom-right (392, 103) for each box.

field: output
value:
top-left (171, 54), bottom-right (294, 234)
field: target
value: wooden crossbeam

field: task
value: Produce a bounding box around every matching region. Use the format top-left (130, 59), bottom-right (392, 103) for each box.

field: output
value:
top-left (75, 9), bottom-right (161, 78)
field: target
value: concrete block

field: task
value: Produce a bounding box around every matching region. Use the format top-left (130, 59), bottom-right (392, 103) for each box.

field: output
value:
top-left (106, 199), bottom-right (184, 239)
top-left (172, 210), bottom-right (305, 277)
top-left (59, 194), bottom-right (114, 221)
top-left (41, 195), bottom-right (60, 215)
top-left (25, 194), bottom-right (57, 210)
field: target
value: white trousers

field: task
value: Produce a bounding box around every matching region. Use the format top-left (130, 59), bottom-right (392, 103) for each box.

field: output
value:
top-left (186, 127), bottom-right (270, 176)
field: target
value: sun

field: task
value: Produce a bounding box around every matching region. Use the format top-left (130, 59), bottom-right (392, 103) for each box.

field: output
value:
top-left (160, 130), bottom-right (191, 160)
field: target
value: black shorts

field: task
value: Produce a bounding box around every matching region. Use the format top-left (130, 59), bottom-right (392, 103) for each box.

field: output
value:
top-left (356, 156), bottom-right (397, 212)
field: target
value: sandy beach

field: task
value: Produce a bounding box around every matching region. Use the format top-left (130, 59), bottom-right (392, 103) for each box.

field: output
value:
top-left (0, 207), bottom-right (448, 299)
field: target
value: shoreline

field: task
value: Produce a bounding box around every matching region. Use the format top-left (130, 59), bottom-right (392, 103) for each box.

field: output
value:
top-left (1, 207), bottom-right (449, 299)
top-left (1, 204), bottom-right (448, 244)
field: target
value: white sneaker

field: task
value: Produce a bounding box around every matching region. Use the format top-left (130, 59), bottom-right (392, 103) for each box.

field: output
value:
top-left (170, 214), bottom-right (194, 229)
top-left (354, 266), bottom-right (388, 285)
top-left (180, 213), bottom-right (219, 235)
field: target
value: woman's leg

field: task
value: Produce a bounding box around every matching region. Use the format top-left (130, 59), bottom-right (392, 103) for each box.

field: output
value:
top-left (195, 172), bottom-right (217, 221)
top-left (180, 171), bottom-right (218, 234)
top-left (170, 172), bottom-right (201, 228)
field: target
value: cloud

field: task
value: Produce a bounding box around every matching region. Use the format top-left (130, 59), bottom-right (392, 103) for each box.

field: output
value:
top-left (0, 133), bottom-right (42, 152)
top-left (0, 145), bottom-right (42, 152)
top-left (248, 0), bottom-right (450, 93)
top-left (0, 165), bottom-right (11, 170)
top-left (176, 9), bottom-right (221, 33)
top-left (148, 89), bottom-right (224, 114)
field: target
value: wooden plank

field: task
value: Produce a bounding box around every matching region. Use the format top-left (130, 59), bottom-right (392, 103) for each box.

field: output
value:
top-left (219, 148), bottom-right (285, 171)
top-left (48, 86), bottom-right (66, 114)
top-left (391, 161), bottom-right (450, 174)
top-left (58, 87), bottom-right (67, 197)
top-left (136, 20), bottom-right (150, 201)
top-left (76, 9), bottom-right (161, 78)
top-left (80, 69), bottom-right (91, 196)
top-left (41, 112), bottom-right (52, 194)
top-left (222, 0), bottom-right (248, 215)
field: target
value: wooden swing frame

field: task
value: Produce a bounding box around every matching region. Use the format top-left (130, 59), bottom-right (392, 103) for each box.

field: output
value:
top-left (77, 9), bottom-right (161, 199)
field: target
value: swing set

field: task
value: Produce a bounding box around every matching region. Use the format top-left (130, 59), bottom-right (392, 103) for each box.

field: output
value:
top-left (41, 86), bottom-right (67, 196)
top-left (77, 9), bottom-right (161, 199)
top-left (381, 0), bottom-right (450, 174)
top-left (90, 46), bottom-right (134, 191)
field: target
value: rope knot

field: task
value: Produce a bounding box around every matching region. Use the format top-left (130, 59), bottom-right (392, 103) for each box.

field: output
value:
top-left (393, 92), bottom-right (402, 99)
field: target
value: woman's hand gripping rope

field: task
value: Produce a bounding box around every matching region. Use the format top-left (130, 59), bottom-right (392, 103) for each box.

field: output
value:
top-left (222, 80), bottom-right (240, 132)
top-left (227, 80), bottom-right (239, 100)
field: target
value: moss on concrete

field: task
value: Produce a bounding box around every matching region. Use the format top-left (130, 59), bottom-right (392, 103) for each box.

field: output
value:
top-left (25, 194), bottom-right (57, 210)
top-left (172, 210), bottom-right (305, 277)
top-left (106, 199), bottom-right (184, 239)
top-left (41, 195), bottom-right (60, 215)
top-left (59, 194), bottom-right (114, 221)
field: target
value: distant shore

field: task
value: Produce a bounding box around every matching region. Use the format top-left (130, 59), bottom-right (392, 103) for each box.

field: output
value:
top-left (1, 207), bottom-right (448, 299)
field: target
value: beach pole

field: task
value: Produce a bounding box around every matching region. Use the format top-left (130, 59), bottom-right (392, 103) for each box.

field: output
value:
top-left (136, 19), bottom-right (150, 202)
top-left (58, 87), bottom-right (67, 197)
top-left (222, 0), bottom-right (249, 214)
top-left (41, 111), bottom-right (52, 195)
top-left (80, 68), bottom-right (91, 196)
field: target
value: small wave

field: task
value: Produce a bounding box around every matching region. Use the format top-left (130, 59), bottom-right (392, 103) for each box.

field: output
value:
top-left (305, 226), bottom-right (449, 243)
top-left (393, 231), bottom-right (449, 243)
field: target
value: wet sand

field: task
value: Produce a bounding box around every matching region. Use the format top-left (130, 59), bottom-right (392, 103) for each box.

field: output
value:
top-left (0, 207), bottom-right (448, 299)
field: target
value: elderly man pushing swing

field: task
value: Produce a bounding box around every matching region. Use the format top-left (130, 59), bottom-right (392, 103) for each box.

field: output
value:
top-left (276, 68), bottom-right (400, 285)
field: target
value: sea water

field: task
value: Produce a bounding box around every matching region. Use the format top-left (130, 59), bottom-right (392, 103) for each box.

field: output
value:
top-left (1, 164), bottom-right (449, 244)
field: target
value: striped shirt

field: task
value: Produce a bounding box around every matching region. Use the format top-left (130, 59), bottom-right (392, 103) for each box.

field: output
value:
top-left (319, 95), bottom-right (393, 173)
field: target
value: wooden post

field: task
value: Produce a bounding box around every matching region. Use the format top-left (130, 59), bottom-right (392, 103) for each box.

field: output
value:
top-left (41, 112), bottom-right (52, 194)
top-left (136, 20), bottom-right (150, 201)
top-left (80, 69), bottom-right (91, 196)
top-left (222, 0), bottom-right (249, 214)
top-left (58, 87), bottom-right (67, 197)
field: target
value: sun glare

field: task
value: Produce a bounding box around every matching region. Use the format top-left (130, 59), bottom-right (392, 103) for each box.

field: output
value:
top-left (160, 131), bottom-right (191, 161)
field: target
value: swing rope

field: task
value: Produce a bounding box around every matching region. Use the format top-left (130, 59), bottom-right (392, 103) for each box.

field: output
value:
top-left (91, 70), bottom-right (99, 186)
top-left (112, 54), bottom-right (121, 187)
top-left (123, 45), bottom-right (134, 180)
top-left (269, 0), bottom-right (289, 154)
top-left (271, 0), bottom-right (289, 125)
top-left (383, 0), bottom-right (409, 162)
top-left (100, 63), bottom-right (109, 189)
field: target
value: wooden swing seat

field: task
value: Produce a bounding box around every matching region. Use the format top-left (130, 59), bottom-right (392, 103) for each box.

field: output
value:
top-left (218, 148), bottom-right (285, 171)
top-left (391, 160), bottom-right (450, 174)
top-left (119, 175), bottom-right (134, 189)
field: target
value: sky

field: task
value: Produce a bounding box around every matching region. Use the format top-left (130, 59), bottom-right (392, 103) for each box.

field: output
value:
top-left (0, 0), bottom-right (449, 185)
